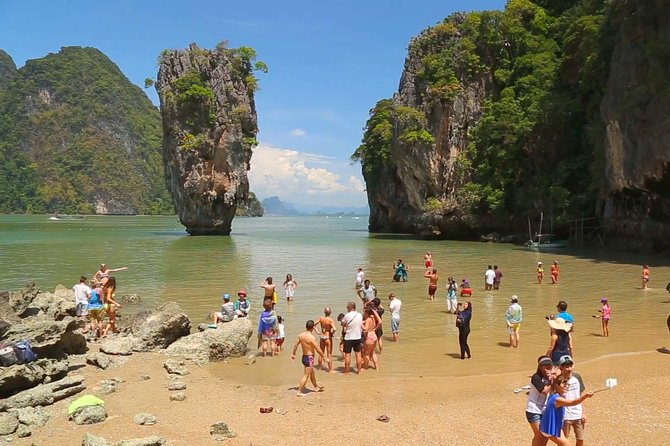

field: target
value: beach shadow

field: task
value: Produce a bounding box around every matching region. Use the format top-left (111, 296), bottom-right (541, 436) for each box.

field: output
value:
top-left (287, 386), bottom-right (323, 395)
top-left (588, 333), bottom-right (604, 337)
top-left (657, 347), bottom-right (670, 354)
top-left (445, 353), bottom-right (461, 359)
top-left (496, 342), bottom-right (511, 348)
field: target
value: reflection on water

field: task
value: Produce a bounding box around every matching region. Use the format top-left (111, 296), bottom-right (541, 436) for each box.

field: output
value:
top-left (1, 215), bottom-right (669, 386)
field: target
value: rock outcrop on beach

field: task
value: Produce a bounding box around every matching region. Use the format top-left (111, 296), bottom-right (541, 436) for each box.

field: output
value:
top-left (165, 317), bottom-right (253, 363)
top-left (353, 1), bottom-right (670, 250)
top-left (119, 301), bottom-right (192, 351)
top-left (156, 43), bottom-right (264, 235)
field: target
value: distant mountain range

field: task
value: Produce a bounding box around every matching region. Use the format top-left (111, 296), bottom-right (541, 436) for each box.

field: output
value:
top-left (261, 196), bottom-right (368, 215)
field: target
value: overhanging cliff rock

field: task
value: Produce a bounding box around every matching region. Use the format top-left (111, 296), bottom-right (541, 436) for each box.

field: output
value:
top-left (156, 43), bottom-right (262, 235)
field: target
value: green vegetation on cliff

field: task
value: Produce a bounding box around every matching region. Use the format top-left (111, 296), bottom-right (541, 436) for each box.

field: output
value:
top-left (354, 0), bottom-right (612, 229)
top-left (0, 46), bottom-right (173, 214)
top-left (236, 191), bottom-right (264, 217)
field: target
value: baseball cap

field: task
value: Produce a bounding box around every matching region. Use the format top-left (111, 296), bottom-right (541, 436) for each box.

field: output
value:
top-left (537, 356), bottom-right (553, 366)
top-left (558, 355), bottom-right (574, 366)
top-left (510, 295), bottom-right (518, 303)
top-left (223, 293), bottom-right (231, 301)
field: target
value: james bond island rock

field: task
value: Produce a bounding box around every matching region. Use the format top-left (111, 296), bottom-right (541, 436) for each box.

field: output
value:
top-left (156, 43), bottom-right (266, 235)
top-left (353, 1), bottom-right (670, 250)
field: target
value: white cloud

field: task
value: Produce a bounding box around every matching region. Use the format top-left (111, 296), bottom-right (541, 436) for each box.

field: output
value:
top-left (289, 128), bottom-right (306, 137)
top-left (248, 143), bottom-right (367, 207)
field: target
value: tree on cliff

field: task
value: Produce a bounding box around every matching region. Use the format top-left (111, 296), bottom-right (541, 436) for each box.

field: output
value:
top-left (0, 47), bottom-right (172, 214)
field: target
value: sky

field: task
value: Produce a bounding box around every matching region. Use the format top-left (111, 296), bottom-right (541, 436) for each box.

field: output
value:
top-left (0, 0), bottom-right (506, 208)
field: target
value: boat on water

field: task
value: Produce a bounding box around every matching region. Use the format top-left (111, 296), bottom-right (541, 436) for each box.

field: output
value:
top-left (48, 214), bottom-right (85, 221)
top-left (527, 233), bottom-right (568, 250)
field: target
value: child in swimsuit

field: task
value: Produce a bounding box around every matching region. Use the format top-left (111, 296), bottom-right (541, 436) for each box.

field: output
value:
top-left (276, 316), bottom-right (286, 352)
top-left (594, 298), bottom-right (611, 337)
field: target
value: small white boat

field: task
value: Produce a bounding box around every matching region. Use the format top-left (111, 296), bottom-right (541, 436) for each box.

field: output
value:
top-left (527, 234), bottom-right (567, 250)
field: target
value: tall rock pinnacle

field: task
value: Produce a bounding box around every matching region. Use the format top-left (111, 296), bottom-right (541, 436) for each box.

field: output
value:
top-left (156, 43), bottom-right (261, 235)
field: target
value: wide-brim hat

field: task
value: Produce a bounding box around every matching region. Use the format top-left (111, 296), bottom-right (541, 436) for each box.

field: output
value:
top-left (237, 289), bottom-right (247, 297)
top-left (510, 295), bottom-right (518, 303)
top-left (548, 317), bottom-right (572, 332)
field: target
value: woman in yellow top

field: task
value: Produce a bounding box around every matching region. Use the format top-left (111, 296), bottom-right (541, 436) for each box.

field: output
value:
top-left (537, 262), bottom-right (544, 284)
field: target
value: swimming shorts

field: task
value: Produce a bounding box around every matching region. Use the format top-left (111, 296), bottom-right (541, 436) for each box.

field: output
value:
top-left (301, 355), bottom-right (314, 368)
top-left (508, 323), bottom-right (521, 334)
top-left (428, 285), bottom-right (438, 296)
top-left (343, 339), bottom-right (362, 353)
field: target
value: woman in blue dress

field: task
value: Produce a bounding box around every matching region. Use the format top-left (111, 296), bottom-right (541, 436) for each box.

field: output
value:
top-left (540, 377), bottom-right (594, 445)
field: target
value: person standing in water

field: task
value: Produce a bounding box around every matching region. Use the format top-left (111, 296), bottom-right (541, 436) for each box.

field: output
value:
top-left (388, 293), bottom-right (402, 342)
top-left (93, 263), bottom-right (128, 286)
top-left (506, 295), bottom-right (523, 348)
top-left (484, 265), bottom-right (495, 291)
top-left (446, 277), bottom-right (458, 313)
top-left (291, 320), bottom-right (325, 397)
top-left (456, 301), bottom-right (472, 359)
top-left (260, 277), bottom-right (277, 308)
top-left (642, 265), bottom-right (650, 289)
top-left (424, 251), bottom-right (434, 269)
top-left (423, 268), bottom-right (439, 300)
top-left (551, 261), bottom-right (560, 284)
top-left (593, 297), bottom-right (611, 337)
top-left (283, 273), bottom-right (298, 302)
top-left (493, 265), bottom-right (503, 290)
top-left (355, 267), bottom-right (365, 291)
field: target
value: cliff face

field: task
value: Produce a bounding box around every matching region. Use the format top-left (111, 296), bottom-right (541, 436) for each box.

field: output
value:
top-left (365, 14), bottom-right (492, 236)
top-left (0, 47), bottom-right (172, 215)
top-left (599, 0), bottom-right (670, 250)
top-left (356, 1), bottom-right (670, 250)
top-left (156, 43), bottom-right (259, 235)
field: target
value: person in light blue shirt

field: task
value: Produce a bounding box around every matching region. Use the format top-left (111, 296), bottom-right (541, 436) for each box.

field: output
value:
top-left (506, 295), bottom-right (523, 348)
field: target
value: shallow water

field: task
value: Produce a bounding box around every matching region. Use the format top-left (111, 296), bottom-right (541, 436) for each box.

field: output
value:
top-left (1, 214), bottom-right (669, 385)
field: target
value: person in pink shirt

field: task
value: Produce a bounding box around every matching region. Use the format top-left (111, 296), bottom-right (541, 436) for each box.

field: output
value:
top-left (593, 297), bottom-right (611, 337)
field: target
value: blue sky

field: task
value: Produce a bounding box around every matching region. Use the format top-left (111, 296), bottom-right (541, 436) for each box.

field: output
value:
top-left (1, 0), bottom-right (506, 208)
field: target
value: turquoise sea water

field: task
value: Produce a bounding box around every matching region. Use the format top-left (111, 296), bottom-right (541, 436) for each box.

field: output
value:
top-left (1, 214), bottom-right (669, 385)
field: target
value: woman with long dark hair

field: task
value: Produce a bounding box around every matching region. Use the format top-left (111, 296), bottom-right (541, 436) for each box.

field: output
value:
top-left (456, 301), bottom-right (472, 359)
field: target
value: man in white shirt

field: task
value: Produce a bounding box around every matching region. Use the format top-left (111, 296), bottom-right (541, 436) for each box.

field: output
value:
top-left (72, 275), bottom-right (91, 319)
top-left (484, 265), bottom-right (495, 291)
top-left (559, 355), bottom-right (587, 446)
top-left (357, 279), bottom-right (377, 303)
top-left (388, 293), bottom-right (402, 342)
top-left (355, 267), bottom-right (365, 290)
top-left (341, 301), bottom-right (363, 375)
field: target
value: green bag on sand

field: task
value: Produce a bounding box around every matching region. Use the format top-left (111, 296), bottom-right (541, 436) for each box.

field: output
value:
top-left (68, 394), bottom-right (105, 415)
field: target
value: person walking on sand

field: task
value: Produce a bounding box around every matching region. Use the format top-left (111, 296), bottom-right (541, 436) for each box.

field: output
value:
top-left (526, 356), bottom-right (556, 446)
top-left (446, 276), bottom-right (458, 313)
top-left (456, 301), bottom-right (472, 359)
top-left (424, 268), bottom-right (439, 300)
top-left (551, 261), bottom-right (560, 284)
top-left (283, 273), bottom-right (298, 302)
top-left (484, 265), bottom-right (495, 291)
top-left (558, 355), bottom-right (588, 446)
top-left (315, 307), bottom-right (336, 372)
top-left (291, 319), bottom-right (325, 397)
top-left (258, 299), bottom-right (279, 357)
top-left (539, 376), bottom-right (594, 446)
top-left (388, 293), bottom-right (401, 342)
top-left (592, 297), bottom-right (611, 337)
top-left (537, 262), bottom-right (545, 284)
top-left (493, 265), bottom-right (503, 290)
top-left (642, 265), bottom-right (650, 289)
top-left (506, 295), bottom-right (523, 348)
top-left (341, 301), bottom-right (363, 375)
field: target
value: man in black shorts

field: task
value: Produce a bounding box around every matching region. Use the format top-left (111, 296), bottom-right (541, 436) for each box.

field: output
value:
top-left (341, 301), bottom-right (363, 375)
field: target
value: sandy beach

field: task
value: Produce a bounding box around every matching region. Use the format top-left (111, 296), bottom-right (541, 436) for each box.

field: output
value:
top-left (26, 345), bottom-right (670, 446)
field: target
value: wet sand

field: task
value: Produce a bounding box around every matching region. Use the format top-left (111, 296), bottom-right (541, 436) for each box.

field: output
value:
top-left (31, 347), bottom-right (670, 445)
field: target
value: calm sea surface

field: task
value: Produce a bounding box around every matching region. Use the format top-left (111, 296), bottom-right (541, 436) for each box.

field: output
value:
top-left (1, 215), bottom-right (669, 385)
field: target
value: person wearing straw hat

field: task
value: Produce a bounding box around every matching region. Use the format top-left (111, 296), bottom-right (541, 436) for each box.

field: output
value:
top-left (559, 355), bottom-right (587, 446)
top-left (546, 317), bottom-right (573, 365)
